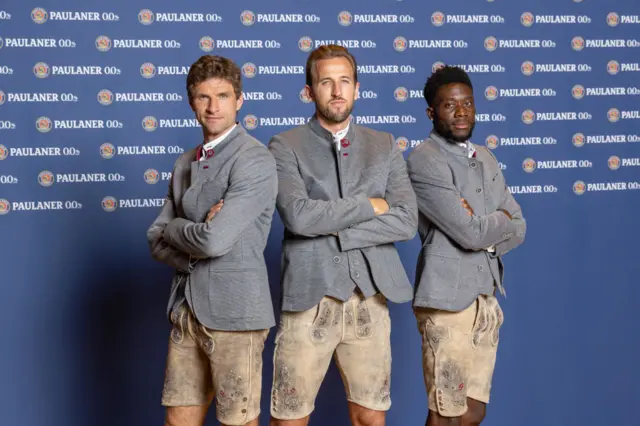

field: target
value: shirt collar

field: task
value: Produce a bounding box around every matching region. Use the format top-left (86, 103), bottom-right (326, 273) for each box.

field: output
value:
top-left (333, 122), bottom-right (350, 151)
top-left (457, 141), bottom-right (476, 159)
top-left (202, 123), bottom-right (237, 153)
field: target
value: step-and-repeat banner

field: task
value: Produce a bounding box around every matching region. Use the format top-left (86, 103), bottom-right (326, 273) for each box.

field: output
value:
top-left (1, 1), bottom-right (638, 425)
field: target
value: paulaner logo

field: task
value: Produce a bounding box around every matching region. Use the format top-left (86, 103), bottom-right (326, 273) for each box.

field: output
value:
top-left (0, 144), bottom-right (7, 160)
top-left (522, 158), bottom-right (537, 173)
top-left (299, 36), bottom-right (313, 52)
top-left (394, 87), bottom-right (408, 102)
top-left (608, 108), bottom-right (620, 122)
top-left (95, 36), bottom-right (112, 52)
top-left (138, 9), bottom-right (154, 25)
top-left (607, 12), bottom-right (620, 27)
top-left (140, 62), bottom-right (156, 78)
top-left (102, 196), bottom-right (117, 212)
top-left (100, 142), bottom-right (115, 159)
top-left (142, 116), bottom-right (158, 131)
top-left (607, 60), bottom-right (620, 75)
top-left (0, 199), bottom-right (10, 215)
top-left (97, 89), bottom-right (114, 105)
top-left (36, 116), bottom-right (52, 133)
top-left (431, 12), bottom-right (445, 27)
top-left (485, 86), bottom-right (498, 101)
top-left (522, 110), bottom-right (535, 124)
top-left (573, 180), bottom-right (586, 195)
top-left (33, 62), bottom-right (49, 78)
top-left (338, 11), bottom-right (353, 26)
top-left (144, 168), bottom-right (159, 184)
top-left (243, 114), bottom-right (258, 130)
top-left (31, 8), bottom-right (48, 24)
top-left (38, 170), bottom-right (54, 187)
top-left (394, 137), bottom-right (408, 152)
top-left (242, 63), bottom-right (257, 78)
top-left (486, 135), bottom-right (499, 149)
top-left (200, 36), bottom-right (214, 52)
top-left (484, 37), bottom-right (498, 51)
top-left (572, 36), bottom-right (585, 51)
top-left (572, 85), bottom-right (586, 100)
top-left (240, 10), bottom-right (256, 26)
top-left (521, 12), bottom-right (534, 27)
top-left (521, 61), bottom-right (535, 76)
top-left (393, 37), bottom-right (407, 52)
top-left (608, 155), bottom-right (621, 170)
top-left (572, 133), bottom-right (586, 147)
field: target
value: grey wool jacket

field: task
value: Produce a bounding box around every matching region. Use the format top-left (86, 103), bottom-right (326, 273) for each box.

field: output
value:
top-left (147, 125), bottom-right (278, 331)
top-left (407, 131), bottom-right (526, 311)
top-left (268, 116), bottom-right (418, 312)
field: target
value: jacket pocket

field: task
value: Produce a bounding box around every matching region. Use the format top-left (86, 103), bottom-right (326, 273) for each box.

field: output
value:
top-left (419, 244), bottom-right (462, 302)
top-left (208, 269), bottom-right (266, 320)
top-left (281, 247), bottom-right (333, 297)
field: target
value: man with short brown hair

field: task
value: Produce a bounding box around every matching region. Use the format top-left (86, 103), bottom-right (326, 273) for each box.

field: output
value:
top-left (268, 45), bottom-right (418, 426)
top-left (147, 54), bottom-right (278, 426)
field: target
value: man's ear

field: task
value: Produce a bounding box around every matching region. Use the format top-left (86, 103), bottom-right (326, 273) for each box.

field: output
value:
top-left (305, 85), bottom-right (314, 101)
top-left (427, 106), bottom-right (434, 120)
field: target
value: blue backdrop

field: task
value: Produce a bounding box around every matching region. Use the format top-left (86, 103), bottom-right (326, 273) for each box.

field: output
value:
top-left (1, 1), bottom-right (639, 425)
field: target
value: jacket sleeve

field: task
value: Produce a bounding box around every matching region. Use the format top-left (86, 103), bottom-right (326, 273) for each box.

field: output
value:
top-left (485, 148), bottom-right (526, 257)
top-left (162, 146), bottom-right (278, 258)
top-left (268, 134), bottom-right (376, 237)
top-left (337, 134), bottom-right (418, 251)
top-left (146, 164), bottom-right (194, 272)
top-left (407, 145), bottom-right (517, 251)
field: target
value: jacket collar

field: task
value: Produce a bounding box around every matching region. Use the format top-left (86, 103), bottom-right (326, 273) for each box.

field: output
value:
top-left (429, 130), bottom-right (472, 158)
top-left (193, 122), bottom-right (246, 161)
top-left (308, 114), bottom-right (356, 144)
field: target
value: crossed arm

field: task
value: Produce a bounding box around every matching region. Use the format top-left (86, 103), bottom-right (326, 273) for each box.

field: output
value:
top-left (147, 148), bottom-right (278, 265)
top-left (146, 164), bottom-right (194, 273)
top-left (406, 147), bottom-right (525, 252)
top-left (268, 134), bottom-right (417, 249)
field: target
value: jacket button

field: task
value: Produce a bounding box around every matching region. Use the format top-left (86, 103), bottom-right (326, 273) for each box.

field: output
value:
top-left (470, 162), bottom-right (477, 168)
top-left (333, 256), bottom-right (341, 263)
top-left (478, 265), bottom-right (484, 272)
top-left (476, 188), bottom-right (483, 194)
top-left (354, 272), bottom-right (360, 278)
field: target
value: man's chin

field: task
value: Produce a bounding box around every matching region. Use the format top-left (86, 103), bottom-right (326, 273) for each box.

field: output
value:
top-left (320, 108), bottom-right (351, 124)
top-left (450, 129), bottom-right (473, 143)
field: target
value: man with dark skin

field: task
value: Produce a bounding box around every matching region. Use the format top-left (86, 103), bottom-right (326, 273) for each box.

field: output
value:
top-left (407, 66), bottom-right (526, 426)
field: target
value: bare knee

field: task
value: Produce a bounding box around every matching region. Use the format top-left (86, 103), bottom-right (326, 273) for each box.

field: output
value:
top-left (461, 399), bottom-right (486, 426)
top-left (269, 417), bottom-right (310, 426)
top-left (164, 406), bottom-right (208, 426)
top-left (426, 410), bottom-right (462, 426)
top-left (221, 419), bottom-right (259, 426)
top-left (348, 402), bottom-right (385, 426)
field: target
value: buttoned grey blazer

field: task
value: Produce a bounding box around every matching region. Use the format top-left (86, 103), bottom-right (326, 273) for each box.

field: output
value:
top-left (268, 116), bottom-right (418, 312)
top-left (407, 131), bottom-right (526, 311)
top-left (147, 125), bottom-right (278, 331)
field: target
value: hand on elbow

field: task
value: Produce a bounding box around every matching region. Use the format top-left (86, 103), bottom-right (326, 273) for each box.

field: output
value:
top-left (369, 198), bottom-right (390, 216)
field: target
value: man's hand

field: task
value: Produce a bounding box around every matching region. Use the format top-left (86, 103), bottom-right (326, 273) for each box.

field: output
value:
top-left (369, 198), bottom-right (390, 216)
top-left (206, 200), bottom-right (224, 221)
top-left (461, 198), bottom-right (474, 216)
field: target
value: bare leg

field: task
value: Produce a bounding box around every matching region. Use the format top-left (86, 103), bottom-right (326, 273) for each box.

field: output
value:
top-left (164, 405), bottom-right (209, 426)
top-left (348, 401), bottom-right (386, 426)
